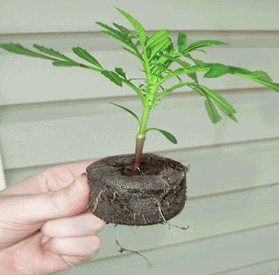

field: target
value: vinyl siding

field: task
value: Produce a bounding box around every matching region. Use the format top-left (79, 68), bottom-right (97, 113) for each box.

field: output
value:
top-left (0, 0), bottom-right (279, 274)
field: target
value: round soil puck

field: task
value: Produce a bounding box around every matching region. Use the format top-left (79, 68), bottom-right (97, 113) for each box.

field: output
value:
top-left (86, 153), bottom-right (189, 226)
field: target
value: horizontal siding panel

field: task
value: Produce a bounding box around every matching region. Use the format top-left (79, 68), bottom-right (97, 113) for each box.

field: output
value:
top-left (0, 44), bottom-right (278, 105)
top-left (54, 186), bottom-right (279, 274)
top-left (4, 136), bottom-right (279, 196)
top-left (214, 259), bottom-right (279, 274)
top-left (1, 0), bottom-right (279, 34)
top-left (1, 89), bottom-right (279, 171)
top-left (1, 31), bottom-right (279, 51)
top-left (86, 184), bottom-right (279, 261)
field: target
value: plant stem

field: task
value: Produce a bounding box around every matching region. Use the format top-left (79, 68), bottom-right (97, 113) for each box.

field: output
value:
top-left (132, 135), bottom-right (146, 170)
top-left (132, 105), bottom-right (152, 170)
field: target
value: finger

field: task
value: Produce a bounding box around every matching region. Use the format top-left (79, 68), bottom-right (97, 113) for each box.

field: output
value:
top-left (41, 212), bottom-right (106, 238)
top-left (42, 235), bottom-right (102, 256)
top-left (0, 174), bottom-right (89, 224)
top-left (1, 159), bottom-right (96, 195)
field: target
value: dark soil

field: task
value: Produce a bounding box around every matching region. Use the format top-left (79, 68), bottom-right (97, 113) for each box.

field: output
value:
top-left (86, 153), bottom-right (189, 226)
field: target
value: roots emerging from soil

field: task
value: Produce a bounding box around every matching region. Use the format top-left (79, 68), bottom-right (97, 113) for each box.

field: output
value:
top-left (87, 153), bottom-right (189, 226)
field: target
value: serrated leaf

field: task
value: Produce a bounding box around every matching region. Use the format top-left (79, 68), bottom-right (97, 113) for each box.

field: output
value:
top-left (96, 22), bottom-right (127, 40)
top-left (191, 85), bottom-right (204, 96)
top-left (177, 32), bottom-right (187, 53)
top-left (122, 47), bottom-right (142, 60)
top-left (149, 38), bottom-right (172, 59)
top-left (0, 43), bottom-right (57, 61)
top-left (204, 63), bottom-right (251, 78)
top-left (110, 102), bottom-right (140, 128)
top-left (187, 73), bottom-right (199, 84)
top-left (101, 31), bottom-right (137, 52)
top-left (101, 70), bottom-right (123, 86)
top-left (113, 23), bottom-right (130, 36)
top-left (250, 71), bottom-right (272, 82)
top-left (154, 55), bottom-right (168, 65)
top-left (33, 45), bottom-right (73, 62)
top-left (184, 40), bottom-right (228, 54)
top-left (204, 98), bottom-right (222, 124)
top-left (116, 8), bottom-right (146, 45)
top-left (145, 128), bottom-right (177, 144)
top-left (185, 54), bottom-right (207, 68)
top-left (52, 61), bottom-right (80, 67)
top-left (166, 42), bottom-right (174, 54)
top-left (172, 58), bottom-right (191, 69)
top-left (199, 85), bottom-right (238, 122)
top-left (146, 30), bottom-right (170, 48)
top-left (252, 78), bottom-right (279, 93)
top-left (200, 85), bottom-right (236, 113)
top-left (72, 47), bottom-right (103, 69)
top-left (115, 67), bottom-right (126, 79)
top-left (203, 63), bottom-right (232, 78)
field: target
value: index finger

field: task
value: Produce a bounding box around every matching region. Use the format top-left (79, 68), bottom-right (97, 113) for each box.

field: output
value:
top-left (1, 159), bottom-right (97, 195)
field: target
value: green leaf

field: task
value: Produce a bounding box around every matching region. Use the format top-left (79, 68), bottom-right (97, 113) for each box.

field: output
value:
top-left (203, 63), bottom-right (232, 78)
top-left (52, 61), bottom-right (80, 67)
top-left (250, 71), bottom-right (272, 82)
top-left (73, 47), bottom-right (104, 70)
top-left (116, 8), bottom-right (146, 45)
top-left (184, 40), bottom-right (228, 54)
top-left (184, 54), bottom-right (207, 68)
top-left (191, 85), bottom-right (204, 96)
top-left (115, 67), bottom-right (126, 79)
top-left (72, 47), bottom-right (103, 69)
top-left (33, 45), bottom-right (73, 62)
top-left (187, 73), bottom-right (199, 84)
top-left (204, 98), bottom-right (222, 124)
top-left (144, 128), bottom-right (177, 144)
top-left (0, 43), bottom-right (58, 61)
top-left (171, 58), bottom-right (191, 69)
top-left (149, 38), bottom-right (172, 59)
top-left (177, 32), bottom-right (187, 53)
top-left (146, 30), bottom-right (170, 48)
top-left (203, 63), bottom-right (279, 93)
top-left (122, 47), bottom-right (143, 60)
top-left (165, 42), bottom-right (174, 54)
top-left (101, 70), bottom-right (123, 86)
top-left (110, 102), bottom-right (140, 128)
top-left (113, 23), bottom-right (130, 36)
top-left (203, 63), bottom-right (251, 78)
top-left (101, 30), bottom-right (137, 52)
top-left (199, 85), bottom-right (237, 122)
top-left (96, 22), bottom-right (128, 40)
top-left (252, 78), bottom-right (279, 93)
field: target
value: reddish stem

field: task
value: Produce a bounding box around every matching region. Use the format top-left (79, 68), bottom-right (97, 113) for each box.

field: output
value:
top-left (132, 136), bottom-right (145, 171)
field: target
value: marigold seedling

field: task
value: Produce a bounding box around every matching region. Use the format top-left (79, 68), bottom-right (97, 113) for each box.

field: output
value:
top-left (1, 8), bottom-right (278, 171)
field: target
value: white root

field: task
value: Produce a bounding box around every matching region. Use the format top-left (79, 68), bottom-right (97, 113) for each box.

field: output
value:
top-left (92, 187), bottom-right (107, 212)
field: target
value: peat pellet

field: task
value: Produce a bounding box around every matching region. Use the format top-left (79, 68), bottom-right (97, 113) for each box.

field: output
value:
top-left (86, 153), bottom-right (189, 226)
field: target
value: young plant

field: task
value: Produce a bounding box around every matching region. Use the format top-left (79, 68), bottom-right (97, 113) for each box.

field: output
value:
top-left (1, 8), bottom-right (278, 171)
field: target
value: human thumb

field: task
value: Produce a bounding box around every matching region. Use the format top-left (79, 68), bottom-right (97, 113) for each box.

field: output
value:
top-left (0, 173), bottom-right (89, 225)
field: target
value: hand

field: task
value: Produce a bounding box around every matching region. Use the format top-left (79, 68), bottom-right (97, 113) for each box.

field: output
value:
top-left (0, 160), bottom-right (106, 275)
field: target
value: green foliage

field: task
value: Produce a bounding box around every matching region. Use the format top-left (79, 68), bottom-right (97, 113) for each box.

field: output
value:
top-left (116, 8), bottom-right (146, 46)
top-left (72, 47), bottom-right (103, 69)
top-left (204, 98), bottom-right (222, 124)
top-left (184, 40), bottom-right (228, 54)
top-left (110, 102), bottom-right (140, 129)
top-left (177, 32), bottom-right (187, 53)
top-left (0, 43), bottom-right (58, 61)
top-left (0, 7), bottom-right (278, 152)
top-left (101, 71), bottom-right (123, 86)
top-left (33, 45), bottom-right (74, 62)
top-left (144, 128), bottom-right (178, 144)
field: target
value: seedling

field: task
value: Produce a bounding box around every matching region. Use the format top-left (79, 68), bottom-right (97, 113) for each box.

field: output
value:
top-left (1, 8), bottom-right (278, 172)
